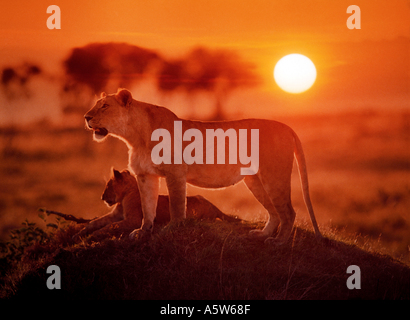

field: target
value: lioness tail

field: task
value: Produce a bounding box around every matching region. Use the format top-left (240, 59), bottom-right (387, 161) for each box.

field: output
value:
top-left (292, 131), bottom-right (322, 239)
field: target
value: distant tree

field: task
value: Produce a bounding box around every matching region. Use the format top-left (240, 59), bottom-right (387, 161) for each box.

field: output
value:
top-left (0, 63), bottom-right (42, 100)
top-left (62, 42), bottom-right (161, 115)
top-left (0, 62), bottom-right (42, 156)
top-left (158, 47), bottom-right (260, 120)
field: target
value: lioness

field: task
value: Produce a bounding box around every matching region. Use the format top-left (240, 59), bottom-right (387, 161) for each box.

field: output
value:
top-left (84, 88), bottom-right (322, 244)
top-left (73, 168), bottom-right (238, 239)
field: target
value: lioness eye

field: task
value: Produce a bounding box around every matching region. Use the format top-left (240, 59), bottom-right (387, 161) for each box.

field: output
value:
top-left (101, 104), bottom-right (108, 109)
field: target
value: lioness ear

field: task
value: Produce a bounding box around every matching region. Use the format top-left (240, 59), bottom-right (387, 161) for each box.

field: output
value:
top-left (115, 88), bottom-right (132, 107)
top-left (112, 168), bottom-right (123, 180)
top-left (101, 92), bottom-right (107, 98)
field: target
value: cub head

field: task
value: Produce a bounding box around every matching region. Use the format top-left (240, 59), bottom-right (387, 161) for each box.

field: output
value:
top-left (84, 88), bottom-right (133, 142)
top-left (101, 168), bottom-right (139, 206)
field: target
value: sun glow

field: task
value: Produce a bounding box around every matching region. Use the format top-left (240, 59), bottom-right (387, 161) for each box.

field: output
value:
top-left (274, 54), bottom-right (317, 94)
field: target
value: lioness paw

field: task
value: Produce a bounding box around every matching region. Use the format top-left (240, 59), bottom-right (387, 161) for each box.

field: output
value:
top-left (264, 237), bottom-right (285, 246)
top-left (129, 228), bottom-right (151, 241)
top-left (248, 229), bottom-right (268, 239)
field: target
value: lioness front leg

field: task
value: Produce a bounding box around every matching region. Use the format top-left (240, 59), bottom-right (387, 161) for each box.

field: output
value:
top-left (129, 174), bottom-right (159, 240)
top-left (165, 173), bottom-right (187, 222)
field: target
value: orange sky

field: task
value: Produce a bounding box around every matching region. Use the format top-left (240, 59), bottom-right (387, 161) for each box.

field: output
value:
top-left (0, 0), bottom-right (409, 120)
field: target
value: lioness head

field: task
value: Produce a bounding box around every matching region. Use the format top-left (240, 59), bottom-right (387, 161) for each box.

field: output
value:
top-left (84, 88), bottom-right (133, 142)
top-left (102, 168), bottom-right (139, 206)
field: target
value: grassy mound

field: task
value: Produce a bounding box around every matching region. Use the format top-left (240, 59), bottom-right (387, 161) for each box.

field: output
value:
top-left (1, 219), bottom-right (409, 300)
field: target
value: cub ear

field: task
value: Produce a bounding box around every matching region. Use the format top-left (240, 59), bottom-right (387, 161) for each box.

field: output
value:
top-left (112, 168), bottom-right (123, 180)
top-left (115, 88), bottom-right (132, 107)
top-left (101, 92), bottom-right (107, 98)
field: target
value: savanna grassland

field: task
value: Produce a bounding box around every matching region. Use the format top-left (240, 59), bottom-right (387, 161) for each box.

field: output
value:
top-left (1, 110), bottom-right (409, 299)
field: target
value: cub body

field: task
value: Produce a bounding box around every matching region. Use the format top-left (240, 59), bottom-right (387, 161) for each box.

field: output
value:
top-left (73, 169), bottom-right (237, 239)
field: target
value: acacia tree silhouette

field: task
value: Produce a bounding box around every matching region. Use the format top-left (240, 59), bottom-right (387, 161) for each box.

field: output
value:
top-left (158, 47), bottom-right (260, 120)
top-left (0, 62), bottom-right (43, 156)
top-left (0, 63), bottom-right (42, 100)
top-left (62, 42), bottom-right (160, 115)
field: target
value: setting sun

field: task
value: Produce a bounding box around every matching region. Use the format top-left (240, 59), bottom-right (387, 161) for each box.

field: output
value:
top-left (274, 54), bottom-right (317, 94)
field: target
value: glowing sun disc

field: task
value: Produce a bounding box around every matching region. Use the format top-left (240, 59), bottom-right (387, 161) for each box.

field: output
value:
top-left (274, 54), bottom-right (317, 94)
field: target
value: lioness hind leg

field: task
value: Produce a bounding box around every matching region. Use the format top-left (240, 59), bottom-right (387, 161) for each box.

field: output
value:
top-left (248, 173), bottom-right (296, 244)
top-left (262, 175), bottom-right (295, 244)
top-left (244, 175), bottom-right (280, 238)
top-left (264, 201), bottom-right (296, 245)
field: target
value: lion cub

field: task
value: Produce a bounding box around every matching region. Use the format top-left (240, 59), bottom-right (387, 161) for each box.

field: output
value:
top-left (73, 168), bottom-right (238, 240)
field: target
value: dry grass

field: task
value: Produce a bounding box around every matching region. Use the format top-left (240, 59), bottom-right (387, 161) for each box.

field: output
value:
top-left (1, 219), bottom-right (409, 299)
